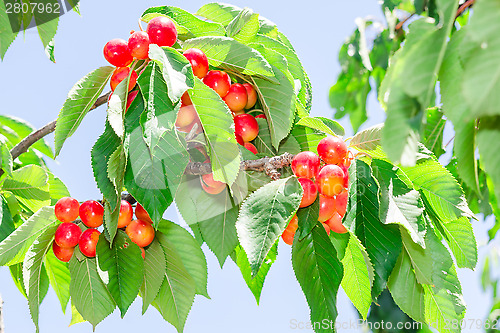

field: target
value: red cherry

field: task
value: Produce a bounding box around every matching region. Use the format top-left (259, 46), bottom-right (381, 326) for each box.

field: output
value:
top-left (298, 178), bottom-right (318, 208)
top-left (223, 83), bottom-right (248, 113)
top-left (128, 31), bottom-right (150, 60)
top-left (281, 228), bottom-right (295, 245)
top-left (54, 222), bottom-right (82, 248)
top-left (110, 67), bottom-right (138, 92)
top-left (126, 220), bottom-right (155, 247)
top-left (79, 229), bottom-right (101, 258)
top-left (325, 212), bottom-right (347, 233)
top-left (234, 114), bottom-right (259, 142)
top-left (334, 191), bottom-right (348, 216)
top-left (286, 214), bottom-right (299, 232)
top-left (79, 200), bottom-right (104, 228)
top-left (255, 114), bottom-right (266, 119)
top-left (243, 83), bottom-right (258, 109)
top-left (183, 48), bottom-right (209, 79)
top-left (103, 39), bottom-right (133, 67)
top-left (146, 16), bottom-right (177, 47)
top-left (117, 200), bottom-right (133, 229)
top-left (318, 194), bottom-right (336, 223)
top-left (317, 164), bottom-right (345, 197)
top-left (201, 173), bottom-right (226, 195)
top-left (322, 222), bottom-right (331, 235)
top-left (53, 242), bottom-right (74, 262)
top-left (317, 136), bottom-right (348, 165)
top-left (181, 91), bottom-right (192, 106)
top-left (55, 197), bottom-right (80, 223)
top-left (135, 203), bottom-right (153, 224)
top-left (292, 151), bottom-right (321, 179)
top-left (244, 142), bottom-right (258, 154)
top-left (126, 90), bottom-right (139, 111)
top-left (203, 70), bottom-right (231, 98)
top-left (235, 133), bottom-right (245, 145)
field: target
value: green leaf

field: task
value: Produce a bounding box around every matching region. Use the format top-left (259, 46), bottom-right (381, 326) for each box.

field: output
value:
top-left (296, 117), bottom-right (344, 137)
top-left (33, 0), bottom-right (59, 49)
top-left (477, 117), bottom-right (500, 214)
top-left (105, 144), bottom-right (127, 242)
top-left (371, 159), bottom-right (426, 247)
top-left (402, 158), bottom-right (473, 223)
top-left (142, 6), bottom-right (225, 38)
top-left (387, 249), bottom-right (426, 323)
top-left (10, 262), bottom-right (27, 298)
top-left (175, 175), bottom-right (239, 267)
top-left (141, 239), bottom-right (166, 314)
top-left (2, 164), bottom-right (50, 213)
top-left (436, 217), bottom-right (477, 269)
top-left (462, 0), bottom-right (500, 120)
top-left (0, 206), bottom-right (58, 266)
top-left (107, 79), bottom-right (128, 140)
top-left (236, 176), bottom-right (302, 275)
top-left (423, 107), bottom-right (445, 158)
top-left (292, 225), bottom-right (343, 333)
top-left (296, 195), bottom-right (319, 240)
top-left (69, 303), bottom-right (85, 327)
top-left (291, 125), bottom-right (326, 154)
top-left (231, 243), bottom-right (277, 304)
top-left (96, 231), bottom-right (144, 317)
top-left (0, 0), bottom-right (18, 60)
top-left (69, 250), bottom-right (116, 328)
top-left (0, 136), bottom-right (13, 176)
top-left (344, 159), bottom-right (402, 299)
top-left (157, 220), bottom-right (208, 298)
top-left (341, 233), bottom-right (373, 320)
top-left (196, 2), bottom-right (241, 25)
top-left (44, 249), bottom-right (71, 314)
top-left (400, 229), bottom-right (433, 285)
top-left (188, 78), bottom-right (240, 185)
top-left (148, 45), bottom-right (195, 103)
top-left (350, 123), bottom-right (383, 151)
top-left (253, 118), bottom-right (277, 156)
top-left (153, 233), bottom-right (196, 333)
top-left (54, 66), bottom-right (114, 156)
top-left (226, 8), bottom-right (259, 44)
top-left (47, 173), bottom-right (70, 205)
top-left (182, 36), bottom-right (275, 79)
top-left (23, 225), bottom-right (56, 332)
top-left (0, 195), bottom-right (15, 242)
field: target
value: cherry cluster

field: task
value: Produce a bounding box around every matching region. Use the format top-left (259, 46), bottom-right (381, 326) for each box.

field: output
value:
top-left (282, 136), bottom-right (352, 245)
top-left (52, 197), bottom-right (155, 262)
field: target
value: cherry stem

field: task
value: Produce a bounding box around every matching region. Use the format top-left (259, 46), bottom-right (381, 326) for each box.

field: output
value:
top-left (138, 18), bottom-right (144, 32)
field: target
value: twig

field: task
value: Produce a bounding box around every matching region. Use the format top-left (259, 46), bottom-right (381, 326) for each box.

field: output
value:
top-left (395, 13), bottom-right (415, 31)
top-left (0, 92), bottom-right (111, 178)
top-left (456, 0), bottom-right (475, 18)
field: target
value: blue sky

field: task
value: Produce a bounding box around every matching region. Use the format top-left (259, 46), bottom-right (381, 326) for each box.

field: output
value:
top-left (0, 1), bottom-right (494, 332)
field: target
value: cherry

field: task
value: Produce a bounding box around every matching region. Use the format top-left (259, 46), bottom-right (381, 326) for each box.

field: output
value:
top-left (235, 133), bottom-right (244, 145)
top-left (53, 242), bottom-right (74, 262)
top-left (255, 114), bottom-right (266, 120)
top-left (325, 212), bottom-right (347, 233)
top-left (316, 165), bottom-right (345, 197)
top-left (234, 114), bottom-right (259, 142)
top-left (110, 67), bottom-right (138, 92)
top-left (200, 173), bottom-right (226, 195)
top-left (128, 31), bottom-right (150, 60)
top-left (79, 228), bottom-right (101, 258)
top-left (146, 16), bottom-right (177, 47)
top-left (223, 83), bottom-right (248, 113)
top-left (175, 104), bottom-right (197, 128)
top-left (79, 200), bottom-right (104, 228)
top-left (181, 91), bottom-right (192, 105)
top-left (126, 90), bottom-right (139, 111)
top-left (135, 203), bottom-right (153, 224)
top-left (339, 164), bottom-right (349, 188)
top-left (54, 222), bottom-right (82, 248)
top-left (322, 222), bottom-right (331, 235)
top-left (183, 48), bottom-right (209, 79)
top-left (117, 200), bottom-right (133, 229)
top-left (292, 151), bottom-right (321, 179)
top-left (103, 39), bottom-right (133, 67)
top-left (298, 178), bottom-right (318, 208)
top-left (317, 136), bottom-right (348, 165)
top-left (244, 142), bottom-right (258, 154)
top-left (334, 191), bottom-right (348, 216)
top-left (281, 229), bottom-right (295, 245)
top-left (318, 194), bottom-right (336, 223)
top-left (140, 247), bottom-right (145, 260)
top-left (126, 219), bottom-right (155, 247)
top-left (243, 83), bottom-right (257, 109)
top-left (55, 197), bottom-right (80, 223)
top-left (287, 214), bottom-right (299, 232)
top-left (203, 70), bottom-right (231, 98)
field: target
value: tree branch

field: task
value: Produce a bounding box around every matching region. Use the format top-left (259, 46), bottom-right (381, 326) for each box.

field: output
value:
top-left (0, 92), bottom-right (111, 178)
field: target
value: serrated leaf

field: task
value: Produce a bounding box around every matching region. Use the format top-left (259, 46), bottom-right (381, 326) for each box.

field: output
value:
top-left (0, 136), bottom-right (13, 176)
top-left (0, 115), bottom-right (53, 158)
top-left (400, 229), bottom-right (433, 285)
top-left (344, 159), bottom-right (402, 299)
top-left (10, 262), bottom-right (27, 298)
top-left (196, 2), bottom-right (241, 25)
top-left (157, 220), bottom-right (208, 298)
top-left (44, 249), bottom-right (71, 314)
top-left (96, 231), bottom-right (144, 317)
top-left (0, 206), bottom-right (58, 266)
top-left (153, 234), bottom-right (196, 333)
top-left (33, 0), bottom-right (58, 49)
top-left (148, 45), bottom-right (194, 103)
top-left (477, 117), bottom-right (500, 214)
top-left (69, 303), bottom-right (85, 327)
top-left (350, 123), bottom-right (383, 151)
top-left (23, 225), bottom-right (56, 332)
top-left (292, 225), bottom-right (343, 333)
top-left (182, 36), bottom-right (275, 79)
top-left (297, 117), bottom-right (344, 137)
top-left (226, 8), bottom-right (259, 43)
top-left (141, 238), bottom-right (166, 314)
top-left (423, 107), bottom-right (445, 157)
top-left (387, 249), bottom-right (426, 323)
top-left (188, 78), bottom-right (240, 185)
top-left (0, 194), bottom-right (15, 242)
top-left (291, 125), bottom-right (326, 154)
top-left (47, 173), bottom-right (70, 205)
top-left (236, 176), bottom-right (302, 275)
top-left (55, 66), bottom-right (114, 156)
top-left (232, 243), bottom-right (277, 304)
top-left (107, 77), bottom-right (129, 139)
top-left (0, 1), bottom-right (18, 60)
top-left (341, 233), bottom-right (373, 319)
top-left (436, 217), bottom-right (477, 269)
top-left (296, 195), bottom-right (319, 240)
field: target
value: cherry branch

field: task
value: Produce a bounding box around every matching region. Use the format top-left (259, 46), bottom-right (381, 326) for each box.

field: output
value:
top-left (184, 152), bottom-right (295, 180)
top-left (456, 0), bottom-right (475, 18)
top-left (0, 92), bottom-right (111, 178)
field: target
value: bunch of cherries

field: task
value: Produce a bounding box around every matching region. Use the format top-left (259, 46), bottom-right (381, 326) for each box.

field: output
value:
top-left (281, 136), bottom-right (352, 245)
top-left (52, 197), bottom-right (156, 262)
